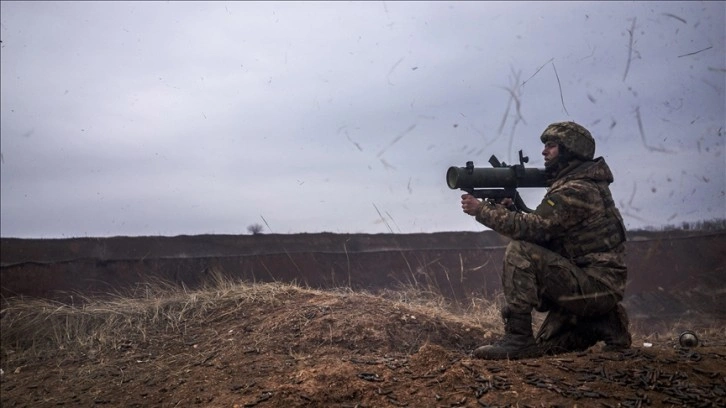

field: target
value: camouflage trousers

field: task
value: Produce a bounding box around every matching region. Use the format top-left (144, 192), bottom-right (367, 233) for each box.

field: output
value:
top-left (502, 240), bottom-right (619, 316)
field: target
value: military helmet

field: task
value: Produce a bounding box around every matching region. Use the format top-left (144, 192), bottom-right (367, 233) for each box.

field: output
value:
top-left (540, 121), bottom-right (595, 160)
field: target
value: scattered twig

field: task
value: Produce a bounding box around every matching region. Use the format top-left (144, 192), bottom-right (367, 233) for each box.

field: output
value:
top-left (627, 182), bottom-right (641, 212)
top-left (580, 45), bottom-right (597, 61)
top-left (459, 253), bottom-right (464, 284)
top-left (661, 13), bottom-right (687, 24)
top-left (507, 68), bottom-right (526, 125)
top-left (372, 203), bottom-right (394, 233)
top-left (346, 132), bottom-right (363, 152)
top-left (378, 124), bottom-right (416, 157)
top-left (551, 62), bottom-right (569, 116)
top-left (634, 106), bottom-right (676, 153)
top-left (497, 92), bottom-right (513, 136)
top-left (495, 68), bottom-right (527, 162)
top-left (379, 157), bottom-right (396, 170)
top-left (498, 67), bottom-right (525, 137)
top-left (521, 58), bottom-right (554, 87)
top-left (387, 57), bottom-right (404, 85)
top-left (623, 18), bottom-right (636, 81)
top-left (260, 215), bottom-right (273, 233)
top-left (244, 391), bottom-right (273, 407)
top-left (498, 86), bottom-right (526, 126)
top-left (385, 210), bottom-right (401, 233)
top-left (677, 46), bottom-right (713, 58)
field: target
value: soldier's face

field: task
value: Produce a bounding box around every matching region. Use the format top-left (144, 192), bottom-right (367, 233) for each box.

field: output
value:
top-left (542, 142), bottom-right (559, 166)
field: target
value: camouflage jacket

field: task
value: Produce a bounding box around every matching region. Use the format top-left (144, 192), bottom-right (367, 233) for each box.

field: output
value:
top-left (475, 157), bottom-right (628, 297)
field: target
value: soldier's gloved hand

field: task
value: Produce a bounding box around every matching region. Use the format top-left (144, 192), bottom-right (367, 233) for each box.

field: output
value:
top-left (499, 197), bottom-right (518, 212)
top-left (461, 194), bottom-right (484, 216)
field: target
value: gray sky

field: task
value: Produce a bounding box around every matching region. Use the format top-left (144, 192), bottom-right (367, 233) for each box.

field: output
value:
top-left (1, 1), bottom-right (724, 238)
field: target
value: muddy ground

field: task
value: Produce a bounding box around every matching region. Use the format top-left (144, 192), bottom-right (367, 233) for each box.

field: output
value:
top-left (1, 282), bottom-right (724, 408)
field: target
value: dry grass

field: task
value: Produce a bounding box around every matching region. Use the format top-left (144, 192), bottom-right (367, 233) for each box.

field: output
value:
top-left (0, 271), bottom-right (502, 365)
top-left (3, 272), bottom-right (726, 408)
top-left (2, 270), bottom-right (723, 369)
top-left (1, 272), bottom-right (297, 356)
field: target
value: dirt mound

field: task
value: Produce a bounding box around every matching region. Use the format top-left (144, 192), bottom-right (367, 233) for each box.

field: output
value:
top-left (1, 281), bottom-right (725, 407)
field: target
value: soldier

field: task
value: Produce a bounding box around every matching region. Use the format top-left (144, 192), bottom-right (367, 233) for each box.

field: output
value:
top-left (460, 121), bottom-right (632, 359)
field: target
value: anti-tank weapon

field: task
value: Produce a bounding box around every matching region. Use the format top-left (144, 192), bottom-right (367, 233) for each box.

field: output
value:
top-left (446, 150), bottom-right (547, 213)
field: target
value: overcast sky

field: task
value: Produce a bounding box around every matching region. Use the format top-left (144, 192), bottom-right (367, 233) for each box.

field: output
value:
top-left (1, 1), bottom-right (724, 238)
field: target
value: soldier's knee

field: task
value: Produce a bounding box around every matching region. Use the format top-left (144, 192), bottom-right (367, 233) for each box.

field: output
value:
top-left (505, 240), bottom-right (527, 258)
top-left (505, 240), bottom-right (547, 263)
top-left (504, 241), bottom-right (529, 269)
top-left (504, 241), bottom-right (537, 273)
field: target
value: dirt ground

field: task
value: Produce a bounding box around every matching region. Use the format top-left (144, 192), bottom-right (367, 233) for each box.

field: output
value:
top-left (1, 281), bottom-right (724, 408)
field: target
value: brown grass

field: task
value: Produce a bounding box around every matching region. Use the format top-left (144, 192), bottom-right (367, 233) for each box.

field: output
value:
top-left (0, 272), bottom-right (501, 365)
top-left (1, 274), bottom-right (288, 356)
top-left (2, 270), bottom-right (723, 369)
top-left (3, 272), bottom-right (726, 408)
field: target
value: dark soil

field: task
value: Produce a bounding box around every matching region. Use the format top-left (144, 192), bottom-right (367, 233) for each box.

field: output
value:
top-left (2, 283), bottom-right (724, 408)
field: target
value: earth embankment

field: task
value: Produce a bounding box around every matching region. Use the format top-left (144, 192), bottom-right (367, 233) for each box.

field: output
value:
top-left (2, 230), bottom-right (724, 320)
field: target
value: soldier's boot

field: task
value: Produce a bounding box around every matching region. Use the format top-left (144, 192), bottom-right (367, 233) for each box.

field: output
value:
top-left (537, 305), bottom-right (632, 354)
top-left (585, 303), bottom-right (632, 351)
top-left (536, 310), bottom-right (598, 355)
top-left (473, 308), bottom-right (543, 360)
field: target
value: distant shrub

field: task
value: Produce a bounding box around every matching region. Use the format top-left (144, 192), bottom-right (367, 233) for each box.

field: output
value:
top-left (633, 218), bottom-right (726, 233)
top-left (247, 223), bottom-right (264, 235)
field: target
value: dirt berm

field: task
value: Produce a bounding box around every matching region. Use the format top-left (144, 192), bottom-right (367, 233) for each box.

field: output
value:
top-left (1, 230), bottom-right (724, 320)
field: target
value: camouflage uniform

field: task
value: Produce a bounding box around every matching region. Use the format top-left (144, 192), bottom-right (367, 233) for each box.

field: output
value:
top-left (475, 157), bottom-right (627, 314)
top-left (473, 122), bottom-right (631, 356)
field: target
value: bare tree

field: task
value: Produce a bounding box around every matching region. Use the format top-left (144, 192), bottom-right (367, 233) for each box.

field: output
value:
top-left (247, 223), bottom-right (264, 235)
